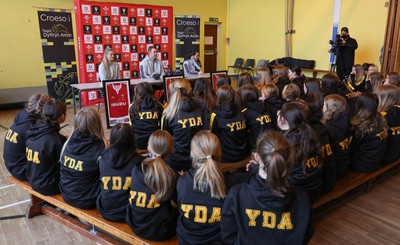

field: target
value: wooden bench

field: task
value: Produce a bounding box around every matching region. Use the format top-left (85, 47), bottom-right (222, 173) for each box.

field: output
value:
top-left (312, 159), bottom-right (400, 210)
top-left (8, 176), bottom-right (178, 245)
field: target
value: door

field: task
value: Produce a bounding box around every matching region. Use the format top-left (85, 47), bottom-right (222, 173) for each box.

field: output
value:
top-left (204, 24), bottom-right (218, 72)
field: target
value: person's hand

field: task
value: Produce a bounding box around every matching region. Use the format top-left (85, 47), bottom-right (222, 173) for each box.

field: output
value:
top-left (354, 91), bottom-right (362, 97)
top-left (178, 170), bottom-right (185, 176)
top-left (198, 71), bottom-right (203, 75)
top-left (246, 159), bottom-right (258, 172)
top-left (328, 48), bottom-right (333, 53)
top-left (341, 38), bottom-right (347, 45)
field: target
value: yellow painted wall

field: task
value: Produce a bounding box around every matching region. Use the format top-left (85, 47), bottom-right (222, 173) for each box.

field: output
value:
top-left (0, 0), bottom-right (227, 89)
top-left (228, 0), bottom-right (389, 71)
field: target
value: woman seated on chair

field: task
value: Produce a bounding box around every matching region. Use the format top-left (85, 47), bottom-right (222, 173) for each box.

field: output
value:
top-left (99, 47), bottom-right (120, 81)
top-left (183, 50), bottom-right (202, 77)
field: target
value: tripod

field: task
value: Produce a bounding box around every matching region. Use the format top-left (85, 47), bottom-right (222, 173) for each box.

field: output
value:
top-left (330, 47), bottom-right (346, 81)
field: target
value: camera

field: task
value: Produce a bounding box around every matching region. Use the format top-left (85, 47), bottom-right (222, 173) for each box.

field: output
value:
top-left (329, 34), bottom-right (343, 52)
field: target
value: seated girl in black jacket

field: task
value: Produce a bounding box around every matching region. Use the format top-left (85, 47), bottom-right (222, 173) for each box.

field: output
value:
top-left (221, 131), bottom-right (314, 244)
top-left (211, 85), bottom-right (247, 163)
top-left (129, 82), bottom-right (164, 150)
top-left (350, 93), bottom-right (388, 172)
top-left (278, 102), bottom-right (322, 203)
top-left (97, 123), bottom-right (144, 222)
top-left (177, 130), bottom-right (226, 245)
top-left (4, 93), bottom-right (52, 181)
top-left (26, 100), bottom-right (67, 196)
top-left (126, 130), bottom-right (178, 241)
top-left (60, 108), bottom-right (107, 209)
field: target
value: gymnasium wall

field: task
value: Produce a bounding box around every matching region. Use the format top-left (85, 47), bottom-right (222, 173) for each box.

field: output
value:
top-left (0, 0), bottom-right (227, 89)
top-left (0, 1), bottom-right (389, 90)
top-left (227, 0), bottom-right (389, 71)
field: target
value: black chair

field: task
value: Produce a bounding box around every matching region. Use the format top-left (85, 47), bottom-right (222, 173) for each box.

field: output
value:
top-left (254, 59), bottom-right (269, 75)
top-left (228, 58), bottom-right (244, 73)
top-left (241, 59), bottom-right (256, 76)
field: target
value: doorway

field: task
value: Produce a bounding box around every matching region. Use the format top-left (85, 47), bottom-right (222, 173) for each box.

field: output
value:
top-left (204, 24), bottom-right (218, 72)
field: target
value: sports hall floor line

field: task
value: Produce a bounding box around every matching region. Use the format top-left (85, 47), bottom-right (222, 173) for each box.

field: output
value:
top-left (0, 199), bottom-right (30, 210)
top-left (0, 214), bottom-right (25, 221)
top-left (0, 184), bottom-right (15, 190)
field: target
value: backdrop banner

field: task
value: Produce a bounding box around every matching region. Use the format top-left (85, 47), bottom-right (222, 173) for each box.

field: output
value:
top-left (75, 0), bottom-right (173, 105)
top-left (175, 15), bottom-right (200, 71)
top-left (37, 10), bottom-right (78, 101)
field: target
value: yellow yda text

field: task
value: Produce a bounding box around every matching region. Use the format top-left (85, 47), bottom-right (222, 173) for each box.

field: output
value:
top-left (321, 143), bottom-right (333, 157)
top-left (256, 115), bottom-right (271, 125)
top-left (26, 147), bottom-right (40, 164)
top-left (63, 155), bottom-right (83, 171)
top-left (128, 191), bottom-right (160, 208)
top-left (5, 129), bottom-right (18, 143)
top-left (376, 130), bottom-right (388, 140)
top-left (101, 176), bottom-right (131, 190)
top-left (305, 156), bottom-right (319, 169)
top-left (227, 121), bottom-right (246, 132)
top-left (246, 209), bottom-right (293, 229)
top-left (178, 117), bottom-right (203, 128)
top-left (138, 111), bottom-right (158, 120)
top-left (339, 136), bottom-right (353, 150)
top-left (180, 204), bottom-right (221, 223)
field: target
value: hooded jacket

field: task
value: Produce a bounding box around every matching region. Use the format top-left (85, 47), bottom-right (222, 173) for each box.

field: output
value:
top-left (283, 129), bottom-right (322, 203)
top-left (351, 127), bottom-right (388, 172)
top-left (382, 105), bottom-right (400, 165)
top-left (60, 131), bottom-right (105, 209)
top-left (243, 101), bottom-right (275, 151)
top-left (221, 175), bottom-right (314, 245)
top-left (96, 147), bottom-right (144, 222)
top-left (126, 164), bottom-right (178, 241)
top-left (129, 97), bottom-right (164, 150)
top-left (309, 121), bottom-right (336, 194)
top-left (177, 169), bottom-right (225, 245)
top-left (25, 122), bottom-right (66, 196)
top-left (3, 110), bottom-right (40, 181)
top-left (210, 104), bottom-right (248, 163)
top-left (325, 114), bottom-right (353, 178)
top-left (161, 97), bottom-right (204, 171)
top-left (264, 95), bottom-right (284, 128)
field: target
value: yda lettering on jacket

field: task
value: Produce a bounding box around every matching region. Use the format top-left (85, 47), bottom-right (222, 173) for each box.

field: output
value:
top-left (255, 115), bottom-right (271, 125)
top-left (101, 176), bottom-right (131, 190)
top-left (63, 155), bottom-right (83, 171)
top-left (5, 129), bottom-right (18, 144)
top-left (177, 117), bottom-right (203, 129)
top-left (339, 136), bottom-right (353, 150)
top-left (245, 209), bottom-right (293, 230)
top-left (128, 190), bottom-right (161, 208)
top-left (138, 111), bottom-right (159, 120)
top-left (26, 148), bottom-right (40, 164)
top-left (181, 204), bottom-right (221, 223)
top-left (226, 120), bottom-right (246, 132)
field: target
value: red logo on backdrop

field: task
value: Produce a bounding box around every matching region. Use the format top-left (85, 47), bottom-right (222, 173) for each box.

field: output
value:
top-left (75, 0), bottom-right (173, 106)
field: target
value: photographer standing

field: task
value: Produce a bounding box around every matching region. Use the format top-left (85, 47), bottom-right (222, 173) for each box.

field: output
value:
top-left (140, 46), bottom-right (165, 79)
top-left (330, 27), bottom-right (358, 81)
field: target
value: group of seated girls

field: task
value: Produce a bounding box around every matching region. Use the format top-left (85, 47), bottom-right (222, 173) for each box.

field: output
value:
top-left (3, 64), bottom-right (400, 244)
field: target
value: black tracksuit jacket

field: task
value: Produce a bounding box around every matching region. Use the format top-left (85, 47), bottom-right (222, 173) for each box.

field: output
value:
top-left (211, 104), bottom-right (248, 163)
top-left (96, 147), bottom-right (144, 222)
top-left (59, 131), bottom-right (105, 209)
top-left (221, 175), bottom-right (314, 245)
top-left (176, 169), bottom-right (225, 245)
top-left (25, 122), bottom-right (66, 195)
top-left (129, 97), bottom-right (164, 150)
top-left (3, 110), bottom-right (40, 181)
top-left (243, 101), bottom-right (275, 151)
top-left (161, 98), bottom-right (204, 171)
top-left (126, 164), bottom-right (178, 241)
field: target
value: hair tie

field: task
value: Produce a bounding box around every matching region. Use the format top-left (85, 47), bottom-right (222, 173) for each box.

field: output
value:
top-left (206, 155), bottom-right (212, 159)
top-left (154, 153), bottom-right (161, 157)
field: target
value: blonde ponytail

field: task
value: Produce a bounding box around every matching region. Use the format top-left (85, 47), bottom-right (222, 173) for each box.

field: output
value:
top-left (163, 79), bottom-right (192, 120)
top-left (191, 130), bottom-right (226, 199)
top-left (142, 130), bottom-right (176, 202)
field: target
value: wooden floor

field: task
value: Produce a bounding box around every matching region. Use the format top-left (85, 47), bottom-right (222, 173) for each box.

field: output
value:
top-left (1, 105), bottom-right (400, 244)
